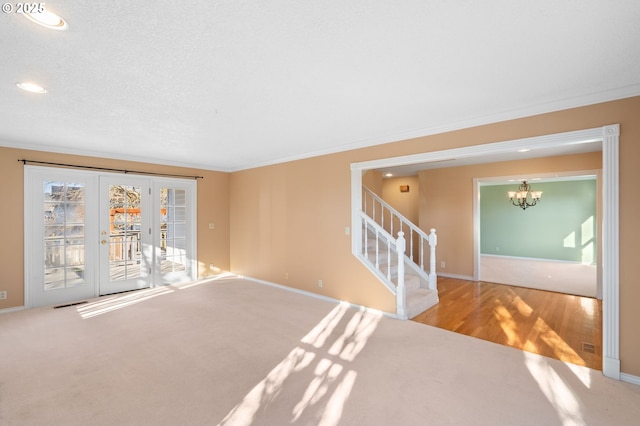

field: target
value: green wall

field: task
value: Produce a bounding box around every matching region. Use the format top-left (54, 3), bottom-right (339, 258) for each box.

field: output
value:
top-left (480, 179), bottom-right (597, 263)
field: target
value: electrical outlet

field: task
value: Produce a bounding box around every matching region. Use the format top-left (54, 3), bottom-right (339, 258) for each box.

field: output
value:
top-left (345, 226), bottom-right (350, 235)
top-left (440, 261), bottom-right (445, 269)
top-left (0, 291), bottom-right (7, 300)
top-left (285, 272), bottom-right (289, 279)
top-left (318, 280), bottom-right (323, 288)
top-left (208, 223), bottom-right (215, 230)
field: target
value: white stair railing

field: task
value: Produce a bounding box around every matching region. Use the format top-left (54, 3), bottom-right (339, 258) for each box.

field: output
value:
top-left (362, 186), bottom-right (437, 289)
top-left (360, 212), bottom-right (408, 318)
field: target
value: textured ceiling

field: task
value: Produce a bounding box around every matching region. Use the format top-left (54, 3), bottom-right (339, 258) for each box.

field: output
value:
top-left (1, 1), bottom-right (639, 171)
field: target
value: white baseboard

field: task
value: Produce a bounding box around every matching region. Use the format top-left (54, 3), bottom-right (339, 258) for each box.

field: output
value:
top-left (480, 254), bottom-right (597, 298)
top-left (603, 356), bottom-right (621, 380)
top-left (621, 373), bottom-right (640, 386)
top-left (437, 272), bottom-right (474, 281)
top-left (0, 306), bottom-right (25, 315)
top-left (242, 275), bottom-right (401, 320)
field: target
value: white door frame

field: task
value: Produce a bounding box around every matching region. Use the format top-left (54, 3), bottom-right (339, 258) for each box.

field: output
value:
top-left (350, 124), bottom-right (620, 380)
top-left (472, 170), bottom-right (602, 299)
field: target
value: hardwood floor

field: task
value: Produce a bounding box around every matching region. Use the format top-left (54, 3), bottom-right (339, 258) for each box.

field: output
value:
top-left (412, 277), bottom-right (603, 370)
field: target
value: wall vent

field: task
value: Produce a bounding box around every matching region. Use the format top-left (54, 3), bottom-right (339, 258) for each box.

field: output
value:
top-left (54, 301), bottom-right (88, 309)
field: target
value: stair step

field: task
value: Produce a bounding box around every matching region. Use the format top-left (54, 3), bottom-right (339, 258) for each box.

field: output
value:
top-left (403, 274), bottom-right (421, 291)
top-left (366, 253), bottom-right (422, 291)
top-left (367, 252), bottom-right (397, 268)
top-left (406, 288), bottom-right (439, 319)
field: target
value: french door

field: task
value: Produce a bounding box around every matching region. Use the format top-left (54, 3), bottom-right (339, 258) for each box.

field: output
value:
top-left (26, 167), bottom-right (99, 307)
top-left (26, 167), bottom-right (196, 307)
top-left (99, 176), bottom-right (151, 295)
top-left (152, 179), bottom-right (195, 285)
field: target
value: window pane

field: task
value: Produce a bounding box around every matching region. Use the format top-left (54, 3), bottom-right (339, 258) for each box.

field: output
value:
top-left (174, 207), bottom-right (186, 221)
top-left (174, 223), bottom-right (186, 238)
top-left (173, 238), bottom-right (186, 250)
top-left (45, 246), bottom-right (64, 268)
top-left (174, 190), bottom-right (186, 205)
top-left (66, 225), bottom-right (84, 238)
top-left (64, 184), bottom-right (84, 202)
top-left (44, 268), bottom-right (65, 290)
top-left (44, 226), bottom-right (65, 238)
top-left (66, 266), bottom-right (85, 287)
top-left (44, 182), bottom-right (64, 201)
top-left (65, 203), bottom-right (85, 223)
top-left (65, 244), bottom-right (85, 266)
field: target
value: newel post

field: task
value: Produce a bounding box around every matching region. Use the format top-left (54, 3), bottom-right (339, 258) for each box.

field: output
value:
top-left (428, 228), bottom-right (438, 290)
top-left (396, 231), bottom-right (407, 319)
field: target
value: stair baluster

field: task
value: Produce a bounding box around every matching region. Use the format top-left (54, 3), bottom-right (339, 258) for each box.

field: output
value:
top-left (396, 231), bottom-right (407, 319)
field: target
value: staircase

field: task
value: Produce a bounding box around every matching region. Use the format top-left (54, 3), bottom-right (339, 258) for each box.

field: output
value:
top-left (357, 187), bottom-right (438, 320)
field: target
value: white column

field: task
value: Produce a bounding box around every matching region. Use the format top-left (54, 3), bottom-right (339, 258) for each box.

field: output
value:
top-left (602, 124), bottom-right (620, 379)
top-left (396, 231), bottom-right (407, 319)
top-left (428, 228), bottom-right (438, 290)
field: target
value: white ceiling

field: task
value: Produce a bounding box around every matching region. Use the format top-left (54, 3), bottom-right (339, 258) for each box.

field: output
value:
top-left (1, 1), bottom-right (639, 172)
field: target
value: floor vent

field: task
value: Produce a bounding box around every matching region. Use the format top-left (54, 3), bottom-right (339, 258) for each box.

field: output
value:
top-left (54, 301), bottom-right (88, 309)
top-left (582, 342), bottom-right (596, 354)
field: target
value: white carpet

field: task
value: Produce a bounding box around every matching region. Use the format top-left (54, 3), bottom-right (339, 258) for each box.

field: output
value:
top-left (1, 276), bottom-right (638, 425)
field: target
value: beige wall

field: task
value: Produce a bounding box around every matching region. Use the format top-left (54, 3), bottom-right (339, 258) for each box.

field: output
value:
top-left (418, 152), bottom-right (602, 277)
top-left (2, 96), bottom-right (639, 376)
top-left (362, 170), bottom-right (382, 195)
top-left (230, 96), bottom-right (640, 376)
top-left (229, 156), bottom-right (396, 313)
top-left (381, 176), bottom-right (420, 226)
top-left (0, 147), bottom-right (231, 309)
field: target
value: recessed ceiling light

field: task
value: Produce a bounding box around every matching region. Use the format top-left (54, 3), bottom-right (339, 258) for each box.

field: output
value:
top-left (16, 82), bottom-right (47, 94)
top-left (385, 173), bottom-right (393, 177)
top-left (517, 148), bottom-right (531, 153)
top-left (24, 9), bottom-right (68, 30)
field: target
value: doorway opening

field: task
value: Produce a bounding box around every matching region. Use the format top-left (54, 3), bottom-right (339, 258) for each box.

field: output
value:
top-left (351, 124), bottom-right (620, 379)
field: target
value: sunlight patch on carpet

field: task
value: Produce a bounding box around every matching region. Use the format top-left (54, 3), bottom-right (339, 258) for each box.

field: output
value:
top-left (524, 352), bottom-right (585, 426)
top-left (77, 286), bottom-right (174, 319)
top-left (175, 272), bottom-right (239, 290)
top-left (218, 302), bottom-right (382, 426)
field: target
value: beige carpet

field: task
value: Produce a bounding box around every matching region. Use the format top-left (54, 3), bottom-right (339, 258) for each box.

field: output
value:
top-left (1, 276), bottom-right (639, 426)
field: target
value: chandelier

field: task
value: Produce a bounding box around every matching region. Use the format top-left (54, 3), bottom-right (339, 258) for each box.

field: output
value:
top-left (508, 180), bottom-right (542, 210)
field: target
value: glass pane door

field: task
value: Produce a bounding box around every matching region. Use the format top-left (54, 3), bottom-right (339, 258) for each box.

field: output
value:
top-left (161, 188), bottom-right (187, 274)
top-left (155, 180), bottom-right (195, 284)
top-left (26, 167), bottom-right (98, 307)
top-left (99, 176), bottom-right (151, 295)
